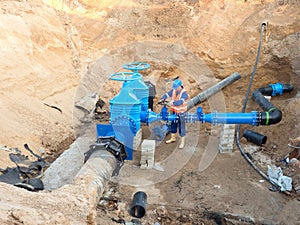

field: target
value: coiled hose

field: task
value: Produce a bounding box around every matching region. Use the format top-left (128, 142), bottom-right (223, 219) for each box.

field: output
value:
top-left (235, 23), bottom-right (281, 190)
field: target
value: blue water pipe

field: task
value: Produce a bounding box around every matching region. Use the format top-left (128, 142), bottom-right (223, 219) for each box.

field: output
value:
top-left (142, 106), bottom-right (260, 126)
top-left (141, 81), bottom-right (293, 132)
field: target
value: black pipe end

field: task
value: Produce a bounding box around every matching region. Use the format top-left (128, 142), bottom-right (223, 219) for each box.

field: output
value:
top-left (130, 191), bottom-right (147, 218)
top-left (261, 20), bottom-right (268, 27)
top-left (283, 84), bottom-right (294, 93)
top-left (243, 129), bottom-right (267, 146)
top-left (130, 205), bottom-right (146, 218)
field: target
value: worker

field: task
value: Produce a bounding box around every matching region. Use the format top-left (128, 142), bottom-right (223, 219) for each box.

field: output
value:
top-left (160, 79), bottom-right (188, 149)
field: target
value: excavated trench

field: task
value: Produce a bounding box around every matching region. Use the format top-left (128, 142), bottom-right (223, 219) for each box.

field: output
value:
top-left (40, 41), bottom-right (300, 224)
top-left (42, 4), bottom-right (300, 223)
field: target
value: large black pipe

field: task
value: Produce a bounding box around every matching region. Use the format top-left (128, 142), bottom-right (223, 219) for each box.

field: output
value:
top-left (252, 84), bottom-right (293, 125)
top-left (186, 72), bottom-right (241, 111)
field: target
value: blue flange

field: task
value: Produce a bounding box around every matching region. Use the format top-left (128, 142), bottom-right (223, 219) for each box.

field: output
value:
top-left (269, 82), bottom-right (284, 96)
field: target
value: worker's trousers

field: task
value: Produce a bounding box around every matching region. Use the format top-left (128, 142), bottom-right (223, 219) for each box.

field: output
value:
top-left (170, 112), bottom-right (186, 137)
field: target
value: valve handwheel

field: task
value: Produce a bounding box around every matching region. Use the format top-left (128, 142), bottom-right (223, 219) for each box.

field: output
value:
top-left (122, 62), bottom-right (150, 73)
top-left (109, 71), bottom-right (142, 82)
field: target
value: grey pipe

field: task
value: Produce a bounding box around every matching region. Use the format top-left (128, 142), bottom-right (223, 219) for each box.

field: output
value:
top-left (42, 136), bottom-right (93, 190)
top-left (70, 150), bottom-right (116, 207)
top-left (186, 72), bottom-right (241, 111)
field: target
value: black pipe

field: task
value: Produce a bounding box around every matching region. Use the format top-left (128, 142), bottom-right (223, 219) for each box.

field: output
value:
top-left (186, 72), bottom-right (241, 111)
top-left (283, 84), bottom-right (294, 93)
top-left (260, 108), bottom-right (282, 125)
top-left (252, 83), bottom-right (293, 125)
top-left (252, 89), bottom-right (274, 111)
top-left (236, 23), bottom-right (282, 190)
top-left (252, 90), bottom-right (282, 125)
top-left (255, 86), bottom-right (274, 96)
top-left (243, 129), bottom-right (267, 146)
top-left (256, 84), bottom-right (293, 96)
top-left (130, 191), bottom-right (147, 218)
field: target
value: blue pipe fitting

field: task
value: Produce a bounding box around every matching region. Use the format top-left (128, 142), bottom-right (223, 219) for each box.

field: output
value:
top-left (203, 111), bottom-right (259, 126)
top-left (161, 106), bottom-right (168, 120)
top-left (269, 82), bottom-right (284, 96)
top-left (140, 110), bottom-right (148, 123)
top-left (196, 107), bottom-right (204, 122)
top-left (147, 110), bottom-right (160, 124)
top-left (167, 113), bottom-right (178, 122)
top-left (185, 113), bottom-right (198, 123)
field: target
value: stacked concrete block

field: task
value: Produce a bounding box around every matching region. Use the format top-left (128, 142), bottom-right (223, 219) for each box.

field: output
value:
top-left (219, 124), bottom-right (235, 153)
top-left (133, 128), bottom-right (142, 150)
top-left (140, 139), bottom-right (156, 169)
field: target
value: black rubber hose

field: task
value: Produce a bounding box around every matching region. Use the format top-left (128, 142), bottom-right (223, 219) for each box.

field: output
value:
top-left (235, 23), bottom-right (281, 190)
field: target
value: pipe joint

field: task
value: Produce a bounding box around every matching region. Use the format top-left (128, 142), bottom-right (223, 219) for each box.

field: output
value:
top-left (269, 82), bottom-right (294, 96)
top-left (84, 136), bottom-right (127, 163)
top-left (269, 83), bottom-right (284, 96)
top-left (261, 108), bottom-right (282, 125)
top-left (196, 107), bottom-right (204, 122)
top-left (268, 107), bottom-right (282, 124)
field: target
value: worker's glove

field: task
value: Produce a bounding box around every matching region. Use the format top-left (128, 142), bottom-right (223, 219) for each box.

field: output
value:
top-left (157, 98), bottom-right (166, 105)
top-left (158, 98), bottom-right (165, 105)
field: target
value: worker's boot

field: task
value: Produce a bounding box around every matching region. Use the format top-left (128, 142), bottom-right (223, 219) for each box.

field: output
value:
top-left (179, 136), bottom-right (185, 149)
top-left (166, 133), bottom-right (176, 144)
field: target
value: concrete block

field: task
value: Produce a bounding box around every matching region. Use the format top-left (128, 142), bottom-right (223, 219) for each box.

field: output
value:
top-left (140, 139), bottom-right (156, 169)
top-left (133, 128), bottom-right (142, 150)
top-left (219, 124), bottom-right (235, 153)
top-left (141, 139), bottom-right (156, 152)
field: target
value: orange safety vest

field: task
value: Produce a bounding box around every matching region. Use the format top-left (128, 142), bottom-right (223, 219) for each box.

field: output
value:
top-left (171, 88), bottom-right (188, 113)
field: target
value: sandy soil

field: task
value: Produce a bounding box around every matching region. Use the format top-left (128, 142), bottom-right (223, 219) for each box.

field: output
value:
top-left (0, 0), bottom-right (299, 224)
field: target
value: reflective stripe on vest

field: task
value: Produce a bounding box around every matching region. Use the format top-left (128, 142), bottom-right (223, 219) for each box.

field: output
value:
top-left (171, 88), bottom-right (188, 113)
